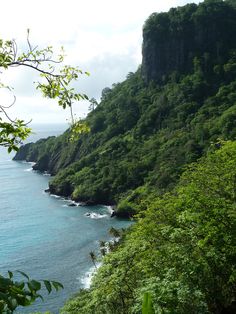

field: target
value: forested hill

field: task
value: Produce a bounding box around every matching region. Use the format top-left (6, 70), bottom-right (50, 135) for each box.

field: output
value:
top-left (14, 0), bottom-right (236, 217)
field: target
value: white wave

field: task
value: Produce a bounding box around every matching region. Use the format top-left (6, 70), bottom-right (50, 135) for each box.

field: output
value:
top-left (62, 203), bottom-right (76, 207)
top-left (21, 161), bottom-right (36, 166)
top-left (24, 168), bottom-right (33, 172)
top-left (84, 212), bottom-right (108, 219)
top-left (80, 267), bottom-right (96, 289)
top-left (28, 162), bottom-right (36, 166)
top-left (50, 194), bottom-right (61, 199)
top-left (80, 263), bottom-right (102, 289)
top-left (62, 200), bottom-right (79, 207)
top-left (104, 205), bottom-right (114, 214)
top-left (43, 172), bottom-right (51, 176)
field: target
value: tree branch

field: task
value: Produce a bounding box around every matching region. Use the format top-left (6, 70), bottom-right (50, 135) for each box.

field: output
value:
top-left (8, 61), bottom-right (61, 77)
top-left (0, 94), bottom-right (17, 122)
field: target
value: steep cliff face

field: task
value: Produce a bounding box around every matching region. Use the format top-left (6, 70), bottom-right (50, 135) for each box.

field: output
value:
top-left (142, 1), bottom-right (236, 83)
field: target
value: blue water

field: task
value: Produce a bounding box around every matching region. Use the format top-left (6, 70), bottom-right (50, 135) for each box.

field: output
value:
top-left (0, 124), bottom-right (131, 313)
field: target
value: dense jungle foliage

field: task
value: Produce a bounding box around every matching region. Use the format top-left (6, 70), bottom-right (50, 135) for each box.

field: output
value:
top-left (13, 1), bottom-right (236, 312)
top-left (62, 140), bottom-right (236, 314)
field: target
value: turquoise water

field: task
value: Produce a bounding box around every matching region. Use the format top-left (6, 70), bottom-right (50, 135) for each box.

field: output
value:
top-left (0, 125), bottom-right (131, 313)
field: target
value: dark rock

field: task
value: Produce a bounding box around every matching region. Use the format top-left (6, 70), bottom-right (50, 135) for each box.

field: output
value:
top-left (110, 211), bottom-right (116, 218)
top-left (85, 200), bottom-right (96, 206)
top-left (49, 181), bottom-right (73, 198)
top-left (78, 202), bottom-right (86, 206)
top-left (32, 154), bottom-right (49, 172)
top-left (78, 200), bottom-right (96, 206)
top-left (68, 203), bottom-right (77, 207)
top-left (115, 211), bottom-right (131, 219)
top-left (44, 188), bottom-right (50, 193)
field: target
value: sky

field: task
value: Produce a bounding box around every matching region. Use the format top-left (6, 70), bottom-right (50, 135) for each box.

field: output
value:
top-left (0, 0), bottom-right (201, 125)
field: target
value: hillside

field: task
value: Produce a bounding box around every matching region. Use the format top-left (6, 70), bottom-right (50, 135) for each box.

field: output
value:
top-left (14, 0), bottom-right (236, 217)
top-left (62, 140), bottom-right (236, 314)
top-left (13, 1), bottom-right (236, 313)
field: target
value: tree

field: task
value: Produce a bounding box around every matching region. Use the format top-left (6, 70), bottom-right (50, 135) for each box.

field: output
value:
top-left (89, 251), bottom-right (97, 269)
top-left (0, 30), bottom-right (90, 152)
top-left (100, 87), bottom-right (111, 101)
top-left (88, 98), bottom-right (98, 112)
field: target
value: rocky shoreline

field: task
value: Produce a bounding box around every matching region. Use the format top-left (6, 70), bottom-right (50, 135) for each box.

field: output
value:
top-left (45, 186), bottom-right (119, 217)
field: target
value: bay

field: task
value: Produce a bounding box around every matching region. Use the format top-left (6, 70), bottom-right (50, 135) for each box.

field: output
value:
top-left (0, 124), bottom-right (131, 313)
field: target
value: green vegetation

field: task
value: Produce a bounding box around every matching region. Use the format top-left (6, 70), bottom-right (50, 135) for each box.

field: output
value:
top-left (62, 140), bottom-right (236, 313)
top-left (0, 271), bottom-right (63, 313)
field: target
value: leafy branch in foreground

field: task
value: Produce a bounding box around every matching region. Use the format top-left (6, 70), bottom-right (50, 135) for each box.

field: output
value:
top-left (0, 270), bottom-right (63, 313)
top-left (0, 31), bottom-right (90, 151)
top-left (0, 119), bottom-right (32, 153)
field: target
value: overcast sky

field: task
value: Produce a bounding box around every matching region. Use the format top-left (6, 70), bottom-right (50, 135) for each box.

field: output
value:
top-left (0, 0), bottom-right (201, 125)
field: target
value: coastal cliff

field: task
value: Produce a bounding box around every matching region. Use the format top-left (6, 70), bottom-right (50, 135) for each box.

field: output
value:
top-left (14, 0), bottom-right (236, 217)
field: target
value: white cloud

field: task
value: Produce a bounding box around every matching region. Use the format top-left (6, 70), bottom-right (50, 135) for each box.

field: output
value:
top-left (0, 0), bottom-right (201, 123)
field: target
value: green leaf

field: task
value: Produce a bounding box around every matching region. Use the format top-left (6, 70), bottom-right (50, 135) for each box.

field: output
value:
top-left (0, 292), bottom-right (9, 302)
top-left (0, 276), bottom-right (12, 289)
top-left (7, 271), bottom-right (13, 279)
top-left (51, 281), bottom-right (64, 291)
top-left (16, 296), bottom-right (31, 307)
top-left (14, 281), bottom-right (25, 289)
top-left (8, 298), bottom-right (18, 311)
top-left (0, 301), bottom-right (5, 312)
top-left (43, 280), bottom-right (52, 294)
top-left (27, 280), bottom-right (41, 292)
top-left (16, 270), bottom-right (29, 281)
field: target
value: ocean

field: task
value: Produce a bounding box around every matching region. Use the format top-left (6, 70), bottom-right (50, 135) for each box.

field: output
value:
top-left (0, 124), bottom-right (131, 313)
